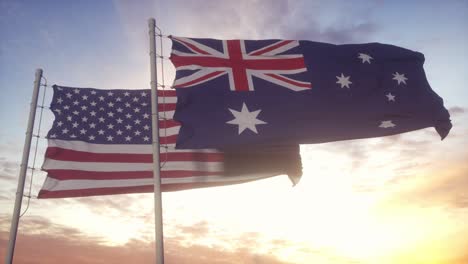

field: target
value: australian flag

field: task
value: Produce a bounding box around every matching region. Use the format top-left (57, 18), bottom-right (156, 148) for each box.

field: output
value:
top-left (170, 36), bottom-right (452, 149)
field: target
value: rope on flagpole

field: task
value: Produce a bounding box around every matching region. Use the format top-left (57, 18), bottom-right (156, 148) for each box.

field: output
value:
top-left (20, 75), bottom-right (49, 216)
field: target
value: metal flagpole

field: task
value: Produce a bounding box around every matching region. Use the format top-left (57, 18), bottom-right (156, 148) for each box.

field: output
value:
top-left (148, 18), bottom-right (165, 264)
top-left (5, 68), bottom-right (43, 264)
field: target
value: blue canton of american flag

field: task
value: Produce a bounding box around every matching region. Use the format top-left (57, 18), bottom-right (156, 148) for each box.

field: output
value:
top-left (47, 86), bottom-right (165, 144)
top-left (171, 37), bottom-right (452, 149)
top-left (170, 36), bottom-right (311, 92)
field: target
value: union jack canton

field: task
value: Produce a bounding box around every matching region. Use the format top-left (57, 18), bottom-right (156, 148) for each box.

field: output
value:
top-left (170, 36), bottom-right (312, 92)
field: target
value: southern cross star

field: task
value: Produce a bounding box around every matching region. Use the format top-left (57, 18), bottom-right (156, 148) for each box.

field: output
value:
top-left (336, 73), bottom-right (352, 89)
top-left (358, 53), bottom-right (373, 63)
top-left (386, 92), bottom-right (396, 102)
top-left (392, 72), bottom-right (408, 85)
top-left (226, 103), bottom-right (267, 134)
top-left (379, 120), bottom-right (396, 128)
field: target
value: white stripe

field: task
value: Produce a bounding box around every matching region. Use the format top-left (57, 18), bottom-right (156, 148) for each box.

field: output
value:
top-left (43, 159), bottom-right (223, 172)
top-left (174, 68), bottom-right (227, 88)
top-left (40, 173), bottom-right (277, 191)
top-left (47, 139), bottom-right (220, 154)
top-left (158, 96), bottom-right (176, 104)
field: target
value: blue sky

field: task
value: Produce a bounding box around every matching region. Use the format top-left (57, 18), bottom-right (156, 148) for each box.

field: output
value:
top-left (1, 0), bottom-right (467, 263)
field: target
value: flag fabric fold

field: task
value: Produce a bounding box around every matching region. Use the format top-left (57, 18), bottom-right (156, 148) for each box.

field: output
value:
top-left (38, 85), bottom-right (302, 198)
top-left (169, 36), bottom-right (452, 149)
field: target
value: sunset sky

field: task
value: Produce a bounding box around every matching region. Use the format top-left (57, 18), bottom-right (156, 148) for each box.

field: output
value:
top-left (1, 0), bottom-right (467, 263)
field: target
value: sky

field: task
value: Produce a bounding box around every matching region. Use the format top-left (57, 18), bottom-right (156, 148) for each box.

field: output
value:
top-left (0, 0), bottom-right (467, 263)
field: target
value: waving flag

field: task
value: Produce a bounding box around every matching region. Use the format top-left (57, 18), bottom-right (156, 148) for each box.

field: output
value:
top-left (38, 86), bottom-right (301, 198)
top-left (170, 37), bottom-right (452, 149)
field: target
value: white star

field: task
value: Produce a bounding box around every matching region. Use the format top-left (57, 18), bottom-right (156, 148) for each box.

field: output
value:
top-left (336, 73), bottom-right (352, 89)
top-left (116, 118), bottom-right (123, 124)
top-left (124, 92), bottom-right (130, 97)
top-left (89, 135), bottom-right (95, 140)
top-left (125, 113), bottom-right (132, 119)
top-left (125, 102), bottom-right (131, 108)
top-left (143, 125), bottom-right (150, 130)
top-left (57, 98), bottom-right (63, 104)
top-left (72, 110), bottom-right (79, 115)
top-left (98, 117), bottom-right (105, 123)
top-left (141, 92), bottom-right (147, 97)
top-left (54, 109), bottom-right (62, 115)
top-left (116, 97), bottom-right (122, 102)
top-left (98, 129), bottom-right (105, 135)
top-left (80, 129), bottom-right (87, 135)
top-left (90, 101), bottom-right (97, 106)
top-left (379, 120), bottom-right (396, 128)
top-left (63, 105), bottom-right (70, 110)
top-left (73, 89), bottom-right (80, 94)
top-left (72, 122), bottom-right (79, 128)
top-left (73, 100), bottom-right (79, 105)
top-left (226, 103), bottom-right (267, 134)
top-left (141, 102), bottom-right (148, 106)
top-left (70, 134), bottom-right (77, 138)
top-left (358, 53), bottom-right (373, 63)
top-left (392, 72), bottom-right (408, 85)
top-left (108, 102), bottom-right (114, 107)
top-left (134, 130), bottom-right (141, 136)
top-left (116, 107), bottom-right (124, 113)
top-left (89, 123), bottom-right (96, 128)
top-left (116, 130), bottom-right (123, 135)
top-left (98, 96), bottom-right (105, 101)
top-left (66, 116), bottom-right (72, 121)
top-left (107, 124), bottom-right (114, 129)
top-left (57, 121), bottom-right (63, 127)
top-left (134, 119), bottom-right (141, 125)
top-left (134, 107), bottom-right (140, 113)
top-left (143, 136), bottom-right (150, 141)
top-left (66, 93), bottom-right (72, 98)
top-left (125, 136), bottom-right (132, 141)
top-left (90, 90), bottom-right (97, 95)
top-left (107, 91), bottom-right (114, 96)
top-left (143, 113), bottom-right (150, 119)
top-left (125, 124), bottom-right (132, 130)
top-left (386, 92), bottom-right (396, 102)
top-left (50, 134), bottom-right (57, 138)
top-left (82, 95), bottom-right (88, 100)
top-left (107, 112), bottom-right (114, 117)
top-left (133, 97), bottom-right (139, 102)
top-left (81, 105), bottom-right (88, 111)
top-left (62, 128), bottom-right (69, 134)
top-left (107, 135), bottom-right (114, 141)
top-left (82, 117), bottom-right (88, 122)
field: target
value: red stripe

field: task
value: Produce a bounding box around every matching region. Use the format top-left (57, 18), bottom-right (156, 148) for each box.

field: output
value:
top-left (45, 147), bottom-right (224, 163)
top-left (158, 103), bottom-right (176, 112)
top-left (250, 40), bottom-right (294, 56)
top-left (159, 119), bottom-right (180, 128)
top-left (157, 90), bottom-right (176, 97)
top-left (44, 170), bottom-right (222, 180)
top-left (173, 70), bottom-right (225, 88)
top-left (38, 179), bottom-right (259, 199)
top-left (265, 73), bottom-right (312, 88)
top-left (171, 54), bottom-right (306, 71)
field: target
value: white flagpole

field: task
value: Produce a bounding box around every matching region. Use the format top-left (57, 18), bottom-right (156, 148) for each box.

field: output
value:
top-left (5, 68), bottom-right (43, 264)
top-left (148, 18), bottom-right (165, 264)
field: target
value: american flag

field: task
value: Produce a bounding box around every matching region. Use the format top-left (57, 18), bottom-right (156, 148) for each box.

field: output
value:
top-left (38, 85), bottom-right (288, 198)
top-left (170, 36), bottom-right (312, 92)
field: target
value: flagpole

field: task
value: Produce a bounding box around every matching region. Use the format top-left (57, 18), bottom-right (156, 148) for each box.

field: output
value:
top-left (148, 18), bottom-right (165, 264)
top-left (5, 68), bottom-right (43, 264)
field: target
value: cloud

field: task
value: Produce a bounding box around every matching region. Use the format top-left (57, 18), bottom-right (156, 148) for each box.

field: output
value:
top-left (449, 106), bottom-right (466, 116)
top-left (0, 215), bottom-right (293, 264)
